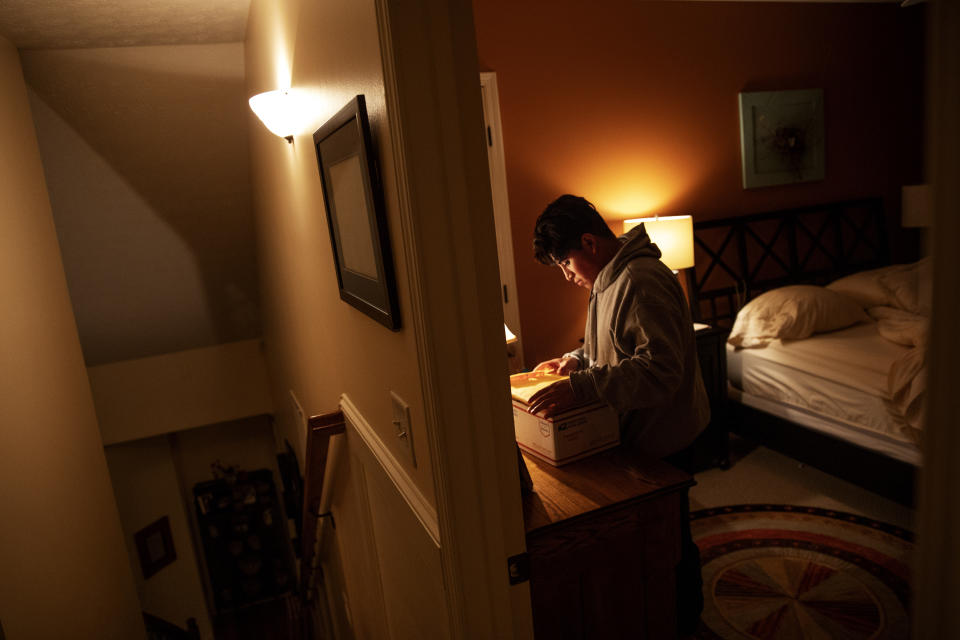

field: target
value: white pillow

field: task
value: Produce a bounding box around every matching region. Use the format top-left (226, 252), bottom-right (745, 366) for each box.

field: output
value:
top-left (878, 257), bottom-right (932, 316)
top-left (826, 258), bottom-right (932, 315)
top-left (728, 285), bottom-right (869, 348)
top-left (827, 264), bottom-right (905, 309)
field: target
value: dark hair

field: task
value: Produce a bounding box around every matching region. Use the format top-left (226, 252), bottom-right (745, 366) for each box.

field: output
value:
top-left (532, 195), bottom-right (615, 265)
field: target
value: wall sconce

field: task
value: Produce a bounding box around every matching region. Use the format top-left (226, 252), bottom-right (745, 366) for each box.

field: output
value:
top-left (622, 215), bottom-right (695, 272)
top-left (248, 88), bottom-right (306, 143)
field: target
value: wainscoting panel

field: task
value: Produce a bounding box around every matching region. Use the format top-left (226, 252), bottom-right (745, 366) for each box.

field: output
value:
top-left (341, 394), bottom-right (439, 544)
top-left (322, 435), bottom-right (389, 639)
top-left (319, 395), bottom-right (448, 639)
top-left (364, 453), bottom-right (449, 639)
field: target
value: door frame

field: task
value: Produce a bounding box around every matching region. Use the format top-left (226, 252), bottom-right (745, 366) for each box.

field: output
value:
top-left (480, 71), bottom-right (524, 371)
top-left (373, 0), bottom-right (534, 637)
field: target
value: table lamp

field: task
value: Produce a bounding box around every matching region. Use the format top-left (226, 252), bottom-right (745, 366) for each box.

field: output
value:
top-left (622, 215), bottom-right (695, 273)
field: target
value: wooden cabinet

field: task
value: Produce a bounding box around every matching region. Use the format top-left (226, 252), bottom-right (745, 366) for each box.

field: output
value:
top-left (521, 449), bottom-right (694, 639)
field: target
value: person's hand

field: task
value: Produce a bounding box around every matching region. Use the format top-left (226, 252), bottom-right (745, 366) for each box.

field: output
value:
top-left (527, 379), bottom-right (577, 418)
top-left (533, 356), bottom-right (580, 375)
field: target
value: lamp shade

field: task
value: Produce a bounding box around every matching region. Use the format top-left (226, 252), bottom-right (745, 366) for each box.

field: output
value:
top-left (623, 215), bottom-right (695, 270)
top-left (248, 89), bottom-right (309, 140)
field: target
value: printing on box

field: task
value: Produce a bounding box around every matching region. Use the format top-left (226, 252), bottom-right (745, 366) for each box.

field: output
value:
top-left (512, 399), bottom-right (620, 466)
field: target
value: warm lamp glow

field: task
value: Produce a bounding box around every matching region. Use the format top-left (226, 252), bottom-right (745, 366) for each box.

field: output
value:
top-left (600, 192), bottom-right (669, 218)
top-left (623, 215), bottom-right (695, 270)
top-left (248, 88), bottom-right (312, 142)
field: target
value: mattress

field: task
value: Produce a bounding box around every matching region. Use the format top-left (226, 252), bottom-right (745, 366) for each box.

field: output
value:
top-left (726, 322), bottom-right (921, 465)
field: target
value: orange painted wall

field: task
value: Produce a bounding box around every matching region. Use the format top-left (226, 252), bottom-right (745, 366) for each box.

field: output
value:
top-left (473, 0), bottom-right (925, 366)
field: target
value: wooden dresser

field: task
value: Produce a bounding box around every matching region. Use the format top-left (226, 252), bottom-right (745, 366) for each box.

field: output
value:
top-left (521, 448), bottom-right (694, 639)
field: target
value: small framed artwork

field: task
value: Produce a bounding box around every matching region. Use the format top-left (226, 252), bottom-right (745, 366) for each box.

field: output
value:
top-left (313, 95), bottom-right (401, 330)
top-left (134, 516), bottom-right (176, 579)
top-left (739, 89), bottom-right (825, 189)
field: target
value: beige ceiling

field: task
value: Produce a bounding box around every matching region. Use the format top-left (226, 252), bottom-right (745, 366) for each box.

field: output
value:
top-left (0, 0), bottom-right (251, 50)
top-left (0, 0), bottom-right (910, 51)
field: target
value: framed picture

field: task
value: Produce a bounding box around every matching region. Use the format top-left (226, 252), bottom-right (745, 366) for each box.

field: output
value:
top-left (313, 95), bottom-right (401, 330)
top-left (134, 516), bottom-right (176, 579)
top-left (739, 89), bottom-right (825, 189)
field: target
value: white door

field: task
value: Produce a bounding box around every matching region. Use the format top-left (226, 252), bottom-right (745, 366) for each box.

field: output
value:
top-left (480, 72), bottom-right (525, 372)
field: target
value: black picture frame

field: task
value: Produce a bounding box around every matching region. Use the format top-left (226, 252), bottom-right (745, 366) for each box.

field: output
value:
top-left (738, 88), bottom-right (825, 189)
top-left (134, 515), bottom-right (176, 579)
top-left (313, 95), bottom-right (401, 330)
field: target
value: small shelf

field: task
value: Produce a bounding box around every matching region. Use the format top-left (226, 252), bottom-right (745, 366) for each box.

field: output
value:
top-left (193, 469), bottom-right (295, 613)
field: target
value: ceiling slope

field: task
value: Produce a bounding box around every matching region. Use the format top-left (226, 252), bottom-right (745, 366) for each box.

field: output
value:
top-left (0, 0), bottom-right (250, 50)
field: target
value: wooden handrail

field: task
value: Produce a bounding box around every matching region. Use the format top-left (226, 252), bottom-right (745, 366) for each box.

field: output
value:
top-left (299, 410), bottom-right (346, 600)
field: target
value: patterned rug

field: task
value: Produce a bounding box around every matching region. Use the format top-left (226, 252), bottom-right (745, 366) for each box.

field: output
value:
top-left (690, 504), bottom-right (914, 640)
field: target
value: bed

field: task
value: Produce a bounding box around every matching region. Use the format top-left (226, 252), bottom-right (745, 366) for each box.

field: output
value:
top-left (686, 198), bottom-right (924, 505)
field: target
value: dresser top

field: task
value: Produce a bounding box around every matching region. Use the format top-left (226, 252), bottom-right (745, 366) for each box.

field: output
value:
top-left (522, 447), bottom-right (693, 534)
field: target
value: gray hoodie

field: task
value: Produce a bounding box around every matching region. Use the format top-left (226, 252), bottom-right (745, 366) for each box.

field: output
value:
top-left (565, 225), bottom-right (710, 457)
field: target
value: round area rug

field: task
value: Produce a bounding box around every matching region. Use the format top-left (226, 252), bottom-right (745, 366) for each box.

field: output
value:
top-left (690, 504), bottom-right (914, 640)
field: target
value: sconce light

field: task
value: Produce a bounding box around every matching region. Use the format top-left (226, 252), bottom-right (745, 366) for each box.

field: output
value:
top-left (248, 88), bottom-right (307, 143)
top-left (504, 323), bottom-right (518, 345)
top-left (622, 215), bottom-right (695, 272)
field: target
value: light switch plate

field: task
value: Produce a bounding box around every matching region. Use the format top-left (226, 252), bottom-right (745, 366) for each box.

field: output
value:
top-left (390, 390), bottom-right (416, 467)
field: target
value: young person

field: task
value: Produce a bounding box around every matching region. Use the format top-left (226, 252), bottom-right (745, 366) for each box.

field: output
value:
top-left (529, 194), bottom-right (708, 634)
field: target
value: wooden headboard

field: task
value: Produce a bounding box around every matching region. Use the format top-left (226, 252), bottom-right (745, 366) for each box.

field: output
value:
top-left (686, 198), bottom-right (889, 328)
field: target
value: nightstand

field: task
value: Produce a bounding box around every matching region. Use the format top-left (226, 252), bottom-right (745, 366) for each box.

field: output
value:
top-left (693, 323), bottom-right (730, 469)
top-left (668, 323), bottom-right (730, 473)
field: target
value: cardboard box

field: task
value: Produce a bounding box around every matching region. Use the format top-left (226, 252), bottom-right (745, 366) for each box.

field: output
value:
top-left (512, 399), bottom-right (620, 466)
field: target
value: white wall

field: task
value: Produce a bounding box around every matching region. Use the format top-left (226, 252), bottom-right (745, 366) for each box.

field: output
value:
top-left (89, 338), bottom-right (274, 445)
top-left (170, 415), bottom-right (282, 495)
top-left (104, 415), bottom-right (286, 640)
top-left (0, 35), bottom-right (145, 639)
top-left (245, 0), bottom-right (435, 499)
top-left (245, 0), bottom-right (532, 636)
top-left (20, 43), bottom-right (260, 366)
top-left (105, 436), bottom-right (214, 639)
top-left (244, 0), bottom-right (447, 632)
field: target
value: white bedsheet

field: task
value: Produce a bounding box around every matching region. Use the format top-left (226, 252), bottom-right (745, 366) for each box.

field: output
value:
top-left (726, 322), bottom-right (921, 450)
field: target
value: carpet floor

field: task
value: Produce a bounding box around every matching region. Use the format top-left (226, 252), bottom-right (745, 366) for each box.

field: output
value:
top-left (690, 504), bottom-right (914, 640)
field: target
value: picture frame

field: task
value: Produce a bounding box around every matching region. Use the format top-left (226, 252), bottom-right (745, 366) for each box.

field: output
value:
top-left (313, 95), bottom-right (401, 330)
top-left (738, 89), bottom-right (825, 189)
top-left (134, 515), bottom-right (176, 579)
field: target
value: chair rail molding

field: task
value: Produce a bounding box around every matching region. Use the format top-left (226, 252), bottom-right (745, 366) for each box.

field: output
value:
top-left (340, 394), bottom-right (439, 544)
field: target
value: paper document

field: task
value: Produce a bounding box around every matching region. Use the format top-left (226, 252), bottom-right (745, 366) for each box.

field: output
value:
top-left (509, 371), bottom-right (569, 405)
